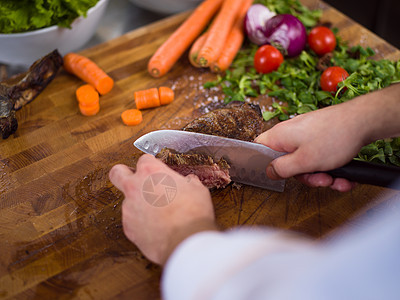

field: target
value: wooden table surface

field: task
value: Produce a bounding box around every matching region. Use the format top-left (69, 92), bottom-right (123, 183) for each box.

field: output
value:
top-left (1, 1), bottom-right (400, 299)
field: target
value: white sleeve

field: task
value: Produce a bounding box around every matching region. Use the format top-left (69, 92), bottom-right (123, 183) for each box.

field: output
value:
top-left (161, 228), bottom-right (314, 300)
top-left (161, 205), bottom-right (400, 300)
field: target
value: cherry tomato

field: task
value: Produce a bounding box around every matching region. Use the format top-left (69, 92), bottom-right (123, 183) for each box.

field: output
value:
top-left (320, 66), bottom-right (349, 93)
top-left (254, 45), bottom-right (284, 74)
top-left (308, 26), bottom-right (336, 56)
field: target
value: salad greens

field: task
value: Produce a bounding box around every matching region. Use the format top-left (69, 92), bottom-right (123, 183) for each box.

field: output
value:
top-left (255, 0), bottom-right (322, 28)
top-left (204, 0), bottom-right (400, 167)
top-left (0, 0), bottom-right (99, 33)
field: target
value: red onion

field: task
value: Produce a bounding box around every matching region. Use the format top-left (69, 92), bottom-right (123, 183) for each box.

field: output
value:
top-left (263, 14), bottom-right (307, 57)
top-left (244, 4), bottom-right (276, 45)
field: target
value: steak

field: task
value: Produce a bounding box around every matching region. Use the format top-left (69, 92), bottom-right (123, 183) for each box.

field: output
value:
top-left (182, 101), bottom-right (263, 142)
top-left (156, 101), bottom-right (264, 189)
top-left (0, 49), bottom-right (63, 139)
top-left (156, 148), bottom-right (231, 189)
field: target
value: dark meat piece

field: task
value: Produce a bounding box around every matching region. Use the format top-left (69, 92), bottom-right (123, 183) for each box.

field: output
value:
top-left (156, 148), bottom-right (231, 189)
top-left (183, 101), bottom-right (263, 141)
top-left (157, 102), bottom-right (264, 188)
top-left (0, 50), bottom-right (63, 139)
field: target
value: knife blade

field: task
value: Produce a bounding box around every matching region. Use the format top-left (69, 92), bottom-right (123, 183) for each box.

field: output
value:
top-left (134, 130), bottom-right (400, 191)
top-left (133, 130), bottom-right (287, 192)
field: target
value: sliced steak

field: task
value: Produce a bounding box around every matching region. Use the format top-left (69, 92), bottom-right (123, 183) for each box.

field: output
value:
top-left (182, 101), bottom-right (263, 141)
top-left (156, 102), bottom-right (264, 188)
top-left (156, 148), bottom-right (231, 189)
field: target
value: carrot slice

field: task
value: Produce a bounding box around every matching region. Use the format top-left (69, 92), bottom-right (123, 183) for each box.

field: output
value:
top-left (134, 88), bottom-right (160, 110)
top-left (197, 0), bottom-right (244, 67)
top-left (75, 84), bottom-right (99, 107)
top-left (79, 102), bottom-right (100, 116)
top-left (64, 53), bottom-right (114, 95)
top-left (189, 31), bottom-right (209, 68)
top-left (147, 0), bottom-right (224, 77)
top-left (159, 86), bottom-right (174, 105)
top-left (121, 109), bottom-right (143, 126)
top-left (210, 0), bottom-right (253, 72)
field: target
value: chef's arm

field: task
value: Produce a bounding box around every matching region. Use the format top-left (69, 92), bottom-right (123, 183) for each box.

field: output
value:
top-left (255, 83), bottom-right (400, 192)
top-left (162, 203), bottom-right (400, 300)
top-left (109, 154), bottom-right (218, 266)
top-left (109, 153), bottom-right (400, 300)
top-left (362, 82), bottom-right (400, 142)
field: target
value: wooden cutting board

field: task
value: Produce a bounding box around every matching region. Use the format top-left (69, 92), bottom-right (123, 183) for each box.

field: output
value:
top-left (1, 1), bottom-right (400, 299)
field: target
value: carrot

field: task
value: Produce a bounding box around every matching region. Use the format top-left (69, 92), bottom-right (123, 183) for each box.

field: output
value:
top-left (79, 102), bottom-right (100, 116)
top-left (134, 88), bottom-right (160, 110)
top-left (197, 0), bottom-right (245, 67)
top-left (75, 84), bottom-right (99, 106)
top-left (121, 109), bottom-right (143, 126)
top-left (75, 84), bottom-right (100, 116)
top-left (158, 86), bottom-right (174, 105)
top-left (210, 0), bottom-right (253, 73)
top-left (64, 53), bottom-right (114, 95)
top-left (147, 0), bottom-right (224, 78)
top-left (189, 31), bottom-right (209, 68)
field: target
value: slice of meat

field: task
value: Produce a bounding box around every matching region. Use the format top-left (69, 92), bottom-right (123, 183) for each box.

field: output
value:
top-left (0, 49), bottom-right (63, 139)
top-left (156, 102), bottom-right (265, 188)
top-left (156, 148), bottom-right (231, 189)
top-left (182, 101), bottom-right (264, 141)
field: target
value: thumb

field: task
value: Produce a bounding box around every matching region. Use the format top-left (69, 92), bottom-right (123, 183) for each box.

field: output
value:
top-left (267, 151), bottom-right (311, 179)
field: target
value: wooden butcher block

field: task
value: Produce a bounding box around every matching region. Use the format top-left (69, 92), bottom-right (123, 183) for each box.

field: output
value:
top-left (1, 0), bottom-right (400, 299)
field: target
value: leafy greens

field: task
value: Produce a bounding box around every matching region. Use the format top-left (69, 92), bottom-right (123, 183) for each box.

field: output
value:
top-left (204, 0), bottom-right (400, 167)
top-left (0, 0), bottom-right (99, 33)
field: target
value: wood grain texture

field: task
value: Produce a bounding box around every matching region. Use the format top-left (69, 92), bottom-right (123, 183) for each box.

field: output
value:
top-left (1, 1), bottom-right (400, 299)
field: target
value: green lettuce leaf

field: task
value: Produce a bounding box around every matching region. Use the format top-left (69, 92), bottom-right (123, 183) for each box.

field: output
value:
top-left (0, 0), bottom-right (98, 33)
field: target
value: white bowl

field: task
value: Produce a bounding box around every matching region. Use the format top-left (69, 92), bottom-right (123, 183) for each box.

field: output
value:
top-left (0, 0), bottom-right (109, 67)
top-left (129, 0), bottom-right (201, 14)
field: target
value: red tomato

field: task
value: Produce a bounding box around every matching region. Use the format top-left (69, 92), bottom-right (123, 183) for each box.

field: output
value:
top-left (308, 26), bottom-right (336, 56)
top-left (320, 66), bottom-right (349, 93)
top-left (254, 45), bottom-right (284, 74)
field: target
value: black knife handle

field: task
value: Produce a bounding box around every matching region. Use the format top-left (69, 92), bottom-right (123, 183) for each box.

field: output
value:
top-left (326, 160), bottom-right (400, 189)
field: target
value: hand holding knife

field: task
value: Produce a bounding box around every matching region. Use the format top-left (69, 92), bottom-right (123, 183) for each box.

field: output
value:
top-left (134, 130), bottom-right (400, 191)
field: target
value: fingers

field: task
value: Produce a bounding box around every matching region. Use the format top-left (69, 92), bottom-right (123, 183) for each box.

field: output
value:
top-left (296, 173), bottom-right (356, 192)
top-left (109, 154), bottom-right (164, 195)
top-left (331, 178), bottom-right (357, 192)
top-left (137, 154), bottom-right (185, 178)
top-left (296, 173), bottom-right (333, 187)
top-left (256, 125), bottom-right (304, 179)
top-left (136, 153), bottom-right (162, 173)
top-left (186, 173), bottom-right (200, 182)
top-left (268, 150), bottom-right (315, 179)
top-left (109, 163), bottom-right (137, 194)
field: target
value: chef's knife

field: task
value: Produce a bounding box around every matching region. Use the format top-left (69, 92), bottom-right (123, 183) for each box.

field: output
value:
top-left (134, 130), bottom-right (400, 191)
top-left (134, 129), bottom-right (287, 192)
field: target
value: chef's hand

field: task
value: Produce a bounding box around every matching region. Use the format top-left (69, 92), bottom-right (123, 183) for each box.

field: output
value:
top-left (255, 101), bottom-right (367, 192)
top-left (109, 154), bottom-right (217, 265)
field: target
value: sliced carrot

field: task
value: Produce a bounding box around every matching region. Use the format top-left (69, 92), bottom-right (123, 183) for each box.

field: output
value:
top-left (210, 0), bottom-right (253, 72)
top-left (189, 31), bottom-right (209, 68)
top-left (121, 109), bottom-right (143, 126)
top-left (64, 53), bottom-right (114, 95)
top-left (79, 102), bottom-right (100, 116)
top-left (159, 86), bottom-right (175, 105)
top-left (75, 84), bottom-right (99, 107)
top-left (134, 88), bottom-right (160, 110)
top-left (147, 0), bottom-right (224, 77)
top-left (197, 0), bottom-right (244, 67)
